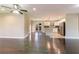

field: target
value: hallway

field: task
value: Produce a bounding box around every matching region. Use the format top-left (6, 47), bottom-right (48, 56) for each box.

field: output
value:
top-left (24, 32), bottom-right (65, 54)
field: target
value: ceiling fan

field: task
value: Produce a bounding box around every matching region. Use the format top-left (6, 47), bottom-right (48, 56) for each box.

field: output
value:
top-left (1, 4), bottom-right (28, 14)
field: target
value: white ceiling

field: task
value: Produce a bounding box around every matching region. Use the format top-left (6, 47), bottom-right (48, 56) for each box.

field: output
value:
top-left (21, 4), bottom-right (79, 21)
top-left (1, 4), bottom-right (79, 21)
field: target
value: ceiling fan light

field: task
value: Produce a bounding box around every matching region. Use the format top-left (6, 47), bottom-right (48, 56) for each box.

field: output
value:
top-left (12, 10), bottom-right (20, 14)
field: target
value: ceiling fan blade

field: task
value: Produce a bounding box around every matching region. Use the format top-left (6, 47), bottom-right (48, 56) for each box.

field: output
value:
top-left (19, 11), bottom-right (23, 14)
top-left (1, 5), bottom-right (12, 9)
top-left (13, 4), bottom-right (20, 9)
top-left (20, 10), bottom-right (28, 12)
top-left (1, 4), bottom-right (28, 14)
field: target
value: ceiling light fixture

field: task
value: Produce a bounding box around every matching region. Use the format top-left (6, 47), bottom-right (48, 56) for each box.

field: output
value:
top-left (33, 8), bottom-right (36, 11)
top-left (12, 10), bottom-right (20, 14)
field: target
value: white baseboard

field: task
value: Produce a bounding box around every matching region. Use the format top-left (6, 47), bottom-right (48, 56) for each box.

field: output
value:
top-left (0, 34), bottom-right (29, 39)
top-left (0, 36), bottom-right (24, 39)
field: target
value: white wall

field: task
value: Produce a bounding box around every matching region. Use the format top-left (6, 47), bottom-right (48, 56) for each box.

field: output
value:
top-left (0, 13), bottom-right (24, 38)
top-left (66, 14), bottom-right (79, 38)
top-left (65, 13), bottom-right (79, 53)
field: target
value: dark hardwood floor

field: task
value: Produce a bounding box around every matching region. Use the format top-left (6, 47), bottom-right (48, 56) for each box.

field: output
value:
top-left (0, 31), bottom-right (65, 54)
top-left (24, 31), bottom-right (65, 54)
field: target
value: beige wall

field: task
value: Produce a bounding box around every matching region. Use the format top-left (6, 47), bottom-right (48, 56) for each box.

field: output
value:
top-left (0, 13), bottom-right (31, 38)
top-left (24, 14), bottom-right (31, 36)
top-left (66, 14), bottom-right (79, 38)
top-left (0, 13), bottom-right (24, 38)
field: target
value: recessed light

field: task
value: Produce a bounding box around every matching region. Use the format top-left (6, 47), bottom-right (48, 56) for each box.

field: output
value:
top-left (33, 8), bottom-right (36, 11)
